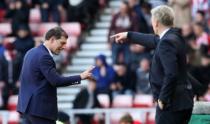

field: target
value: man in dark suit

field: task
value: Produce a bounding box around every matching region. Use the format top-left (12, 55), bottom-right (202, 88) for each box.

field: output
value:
top-left (111, 5), bottom-right (194, 124)
top-left (17, 27), bottom-right (94, 124)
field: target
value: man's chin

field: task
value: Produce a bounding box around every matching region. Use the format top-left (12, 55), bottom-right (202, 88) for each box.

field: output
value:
top-left (52, 51), bottom-right (60, 55)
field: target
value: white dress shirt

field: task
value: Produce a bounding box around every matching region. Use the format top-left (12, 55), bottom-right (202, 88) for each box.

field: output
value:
top-left (159, 28), bottom-right (170, 39)
top-left (43, 43), bottom-right (53, 57)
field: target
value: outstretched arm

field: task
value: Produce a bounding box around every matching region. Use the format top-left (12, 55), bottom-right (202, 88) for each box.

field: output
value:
top-left (128, 32), bottom-right (159, 49)
top-left (110, 31), bottom-right (159, 49)
top-left (40, 55), bottom-right (94, 87)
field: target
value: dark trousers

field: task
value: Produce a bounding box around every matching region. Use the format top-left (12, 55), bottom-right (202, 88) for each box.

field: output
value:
top-left (155, 107), bottom-right (192, 124)
top-left (22, 114), bottom-right (56, 124)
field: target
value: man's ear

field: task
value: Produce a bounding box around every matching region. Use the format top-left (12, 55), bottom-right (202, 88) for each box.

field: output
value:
top-left (49, 36), bottom-right (55, 43)
top-left (155, 20), bottom-right (159, 28)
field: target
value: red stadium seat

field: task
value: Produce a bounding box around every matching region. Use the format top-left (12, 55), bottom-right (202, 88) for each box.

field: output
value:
top-left (29, 23), bottom-right (40, 36)
top-left (3, 37), bottom-right (15, 43)
top-left (0, 9), bottom-right (6, 22)
top-left (97, 94), bottom-right (110, 108)
top-left (29, 8), bottom-right (41, 23)
top-left (133, 121), bottom-right (142, 124)
top-left (8, 111), bottom-right (20, 124)
top-left (112, 95), bottom-right (133, 108)
top-left (110, 112), bottom-right (126, 124)
top-left (7, 95), bottom-right (18, 111)
top-left (34, 36), bottom-right (44, 46)
top-left (60, 22), bottom-right (81, 37)
top-left (65, 36), bottom-right (78, 52)
top-left (38, 23), bottom-right (58, 36)
top-left (130, 112), bottom-right (143, 124)
top-left (133, 94), bottom-right (153, 108)
top-left (0, 23), bottom-right (12, 36)
top-left (145, 112), bottom-right (155, 124)
top-left (0, 116), bottom-right (2, 124)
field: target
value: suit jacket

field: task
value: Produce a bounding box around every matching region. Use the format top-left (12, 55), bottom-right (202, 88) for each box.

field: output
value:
top-left (127, 28), bottom-right (194, 111)
top-left (17, 44), bottom-right (81, 120)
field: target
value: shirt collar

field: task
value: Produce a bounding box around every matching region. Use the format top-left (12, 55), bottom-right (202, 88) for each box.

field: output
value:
top-left (159, 28), bottom-right (170, 39)
top-left (43, 43), bottom-right (53, 57)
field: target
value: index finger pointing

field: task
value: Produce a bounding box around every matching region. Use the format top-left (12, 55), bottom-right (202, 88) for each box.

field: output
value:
top-left (87, 66), bottom-right (95, 72)
top-left (110, 34), bottom-right (117, 39)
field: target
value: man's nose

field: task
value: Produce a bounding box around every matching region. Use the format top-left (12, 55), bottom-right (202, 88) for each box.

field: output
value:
top-left (62, 44), bottom-right (66, 49)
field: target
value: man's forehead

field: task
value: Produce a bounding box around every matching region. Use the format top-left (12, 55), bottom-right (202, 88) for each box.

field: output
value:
top-left (59, 36), bottom-right (68, 43)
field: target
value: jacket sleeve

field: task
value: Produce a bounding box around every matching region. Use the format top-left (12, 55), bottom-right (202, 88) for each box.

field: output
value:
top-left (40, 55), bottom-right (81, 87)
top-left (187, 72), bottom-right (203, 95)
top-left (127, 31), bottom-right (159, 49)
top-left (158, 40), bottom-right (178, 104)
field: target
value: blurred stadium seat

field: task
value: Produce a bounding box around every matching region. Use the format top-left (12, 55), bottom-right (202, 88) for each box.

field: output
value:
top-left (130, 112), bottom-right (143, 124)
top-left (38, 23), bottom-right (58, 36)
top-left (29, 8), bottom-right (41, 23)
top-left (3, 37), bottom-right (15, 43)
top-left (145, 111), bottom-right (155, 124)
top-left (66, 36), bottom-right (78, 52)
top-left (110, 112), bottom-right (126, 124)
top-left (29, 23), bottom-right (40, 36)
top-left (7, 95), bottom-right (18, 111)
top-left (133, 94), bottom-right (153, 108)
top-left (60, 22), bottom-right (81, 37)
top-left (0, 23), bottom-right (12, 36)
top-left (97, 94), bottom-right (110, 108)
top-left (112, 95), bottom-right (133, 108)
top-left (8, 111), bottom-right (20, 124)
top-left (0, 9), bottom-right (6, 22)
top-left (0, 116), bottom-right (2, 124)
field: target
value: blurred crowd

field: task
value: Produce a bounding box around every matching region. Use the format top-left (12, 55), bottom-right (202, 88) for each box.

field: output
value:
top-left (0, 0), bottom-right (107, 34)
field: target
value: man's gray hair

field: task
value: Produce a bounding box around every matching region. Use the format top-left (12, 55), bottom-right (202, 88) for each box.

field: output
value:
top-left (151, 5), bottom-right (175, 26)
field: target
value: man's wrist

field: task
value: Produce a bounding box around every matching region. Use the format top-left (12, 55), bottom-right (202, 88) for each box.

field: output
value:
top-left (80, 74), bottom-right (84, 80)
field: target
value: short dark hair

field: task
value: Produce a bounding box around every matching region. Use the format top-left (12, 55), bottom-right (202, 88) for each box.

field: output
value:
top-left (197, 10), bottom-right (205, 17)
top-left (45, 27), bottom-right (68, 40)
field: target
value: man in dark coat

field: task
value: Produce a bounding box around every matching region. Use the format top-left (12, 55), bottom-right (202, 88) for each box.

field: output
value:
top-left (111, 5), bottom-right (194, 124)
top-left (17, 27), bottom-right (94, 124)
